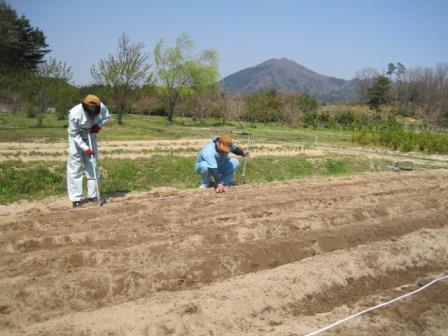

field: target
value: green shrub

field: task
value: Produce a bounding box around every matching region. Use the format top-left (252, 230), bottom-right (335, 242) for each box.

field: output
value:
top-left (324, 159), bottom-right (347, 174)
top-left (334, 110), bottom-right (355, 129)
top-left (352, 125), bottom-right (448, 154)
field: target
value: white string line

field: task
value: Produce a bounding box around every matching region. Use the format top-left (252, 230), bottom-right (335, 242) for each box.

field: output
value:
top-left (4, 170), bottom-right (439, 218)
top-left (2, 180), bottom-right (329, 218)
top-left (304, 274), bottom-right (448, 336)
top-left (4, 172), bottom-right (437, 218)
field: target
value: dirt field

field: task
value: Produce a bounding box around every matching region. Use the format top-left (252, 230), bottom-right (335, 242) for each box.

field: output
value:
top-left (1, 140), bottom-right (448, 168)
top-left (0, 170), bottom-right (447, 335)
top-left (0, 139), bottom-right (324, 161)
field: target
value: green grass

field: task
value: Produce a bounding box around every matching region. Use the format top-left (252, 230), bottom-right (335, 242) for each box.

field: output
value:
top-left (1, 113), bottom-right (446, 204)
top-left (0, 113), bottom-right (68, 142)
top-left (2, 113), bottom-right (447, 155)
top-left (0, 113), bottom-right (353, 145)
top-left (0, 161), bottom-right (66, 203)
top-left (0, 154), bottom-right (385, 204)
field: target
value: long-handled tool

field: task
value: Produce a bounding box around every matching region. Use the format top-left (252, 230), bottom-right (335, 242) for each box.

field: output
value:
top-left (87, 132), bottom-right (103, 206)
top-left (240, 132), bottom-right (251, 184)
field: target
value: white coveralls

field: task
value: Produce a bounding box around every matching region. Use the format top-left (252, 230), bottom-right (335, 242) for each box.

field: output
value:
top-left (67, 103), bottom-right (110, 202)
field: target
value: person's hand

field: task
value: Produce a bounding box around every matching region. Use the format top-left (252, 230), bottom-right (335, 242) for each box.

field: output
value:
top-left (244, 151), bottom-right (250, 157)
top-left (91, 125), bottom-right (101, 133)
top-left (84, 148), bottom-right (94, 157)
top-left (215, 183), bottom-right (226, 193)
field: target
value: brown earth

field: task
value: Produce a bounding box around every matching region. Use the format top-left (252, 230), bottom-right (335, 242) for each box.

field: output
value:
top-left (0, 139), bottom-right (325, 162)
top-left (0, 170), bottom-right (447, 335)
top-left (1, 140), bottom-right (448, 168)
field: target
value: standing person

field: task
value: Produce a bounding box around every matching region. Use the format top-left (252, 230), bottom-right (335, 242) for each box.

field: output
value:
top-left (195, 135), bottom-right (249, 193)
top-left (67, 94), bottom-right (110, 207)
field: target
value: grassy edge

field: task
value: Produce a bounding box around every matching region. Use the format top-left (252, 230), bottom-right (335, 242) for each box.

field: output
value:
top-left (0, 154), bottom-right (396, 204)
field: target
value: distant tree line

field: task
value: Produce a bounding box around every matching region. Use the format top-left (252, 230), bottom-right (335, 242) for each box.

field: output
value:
top-left (0, 1), bottom-right (219, 125)
top-left (0, 0), bottom-right (76, 126)
top-left (356, 62), bottom-right (448, 126)
top-left (1, 0), bottom-right (447, 130)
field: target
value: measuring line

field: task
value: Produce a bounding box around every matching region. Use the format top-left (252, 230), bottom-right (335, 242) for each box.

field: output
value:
top-left (305, 274), bottom-right (448, 336)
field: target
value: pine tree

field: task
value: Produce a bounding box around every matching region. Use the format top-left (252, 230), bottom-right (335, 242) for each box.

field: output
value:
top-left (0, 0), bottom-right (50, 73)
top-left (367, 76), bottom-right (391, 112)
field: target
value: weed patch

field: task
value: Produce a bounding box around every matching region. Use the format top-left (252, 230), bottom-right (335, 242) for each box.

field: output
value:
top-left (0, 155), bottom-right (385, 204)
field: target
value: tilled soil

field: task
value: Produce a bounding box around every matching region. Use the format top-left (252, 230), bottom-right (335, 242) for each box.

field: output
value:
top-left (0, 170), bottom-right (447, 335)
top-left (1, 140), bottom-right (448, 167)
top-left (0, 139), bottom-right (327, 162)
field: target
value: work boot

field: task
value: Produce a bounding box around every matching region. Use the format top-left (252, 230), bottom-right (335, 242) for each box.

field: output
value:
top-left (72, 201), bottom-right (82, 208)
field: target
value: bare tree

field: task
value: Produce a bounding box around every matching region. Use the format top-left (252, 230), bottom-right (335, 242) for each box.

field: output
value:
top-left (214, 92), bottom-right (231, 124)
top-left (355, 68), bottom-right (379, 102)
top-left (134, 85), bottom-right (158, 117)
top-left (280, 91), bottom-right (319, 126)
top-left (39, 57), bottom-right (73, 82)
top-left (91, 33), bottom-right (152, 124)
top-left (228, 96), bottom-right (245, 124)
top-left (22, 57), bottom-right (74, 126)
top-left (435, 63), bottom-right (448, 92)
top-left (186, 88), bottom-right (214, 121)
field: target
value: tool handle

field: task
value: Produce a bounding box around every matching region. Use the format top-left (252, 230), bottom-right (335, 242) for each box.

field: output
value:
top-left (241, 133), bottom-right (251, 184)
top-left (87, 132), bottom-right (102, 206)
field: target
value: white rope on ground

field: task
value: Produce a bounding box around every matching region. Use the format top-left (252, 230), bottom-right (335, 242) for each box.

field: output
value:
top-left (5, 171), bottom-right (440, 218)
top-left (1, 181), bottom-right (334, 218)
top-left (304, 274), bottom-right (448, 336)
top-left (5, 184), bottom-right (303, 218)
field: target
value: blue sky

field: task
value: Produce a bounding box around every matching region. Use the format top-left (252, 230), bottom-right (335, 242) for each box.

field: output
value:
top-left (9, 0), bottom-right (448, 85)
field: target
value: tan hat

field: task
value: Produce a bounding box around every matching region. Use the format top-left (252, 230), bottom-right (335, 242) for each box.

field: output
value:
top-left (218, 135), bottom-right (233, 152)
top-left (83, 94), bottom-right (101, 105)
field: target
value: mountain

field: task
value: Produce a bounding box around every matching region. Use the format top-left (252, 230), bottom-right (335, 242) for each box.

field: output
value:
top-left (220, 58), bottom-right (360, 103)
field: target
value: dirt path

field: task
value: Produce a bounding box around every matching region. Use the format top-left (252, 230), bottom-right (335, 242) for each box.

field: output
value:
top-left (0, 170), bottom-right (447, 335)
top-left (1, 140), bottom-right (448, 168)
top-left (0, 139), bottom-right (321, 161)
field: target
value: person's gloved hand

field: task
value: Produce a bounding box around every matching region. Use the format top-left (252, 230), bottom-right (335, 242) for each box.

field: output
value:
top-left (90, 125), bottom-right (102, 133)
top-left (84, 148), bottom-right (94, 157)
top-left (215, 183), bottom-right (226, 193)
top-left (244, 151), bottom-right (250, 157)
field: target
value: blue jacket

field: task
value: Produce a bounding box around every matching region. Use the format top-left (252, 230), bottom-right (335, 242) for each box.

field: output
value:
top-left (196, 137), bottom-right (243, 168)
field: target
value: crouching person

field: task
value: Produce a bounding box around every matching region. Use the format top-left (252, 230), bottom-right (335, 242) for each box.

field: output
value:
top-left (67, 94), bottom-right (110, 207)
top-left (195, 135), bottom-right (249, 193)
